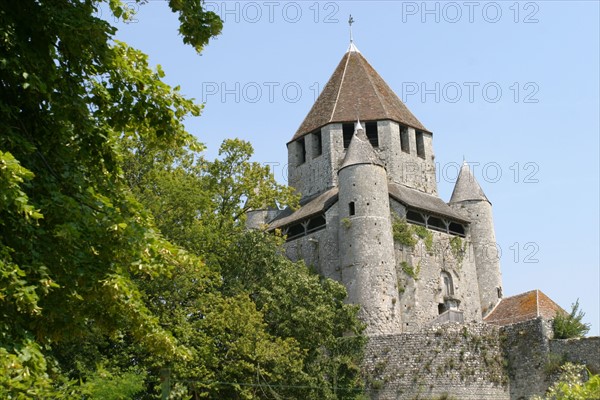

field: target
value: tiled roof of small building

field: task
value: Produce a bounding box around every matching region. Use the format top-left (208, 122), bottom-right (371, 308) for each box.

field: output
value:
top-left (291, 47), bottom-right (428, 142)
top-left (484, 290), bottom-right (565, 326)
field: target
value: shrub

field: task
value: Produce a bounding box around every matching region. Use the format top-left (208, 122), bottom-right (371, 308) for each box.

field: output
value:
top-left (552, 299), bottom-right (591, 339)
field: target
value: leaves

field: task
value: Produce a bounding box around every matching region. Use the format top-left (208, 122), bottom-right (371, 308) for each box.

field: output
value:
top-left (553, 299), bottom-right (591, 339)
top-left (0, 0), bottom-right (221, 396)
top-left (1, 0), bottom-right (366, 398)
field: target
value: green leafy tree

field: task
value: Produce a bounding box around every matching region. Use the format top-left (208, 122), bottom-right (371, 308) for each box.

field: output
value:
top-left (0, 0), bottom-right (222, 396)
top-left (553, 299), bottom-right (591, 339)
top-left (2, 0), bottom-right (366, 397)
top-left (124, 137), bottom-right (367, 398)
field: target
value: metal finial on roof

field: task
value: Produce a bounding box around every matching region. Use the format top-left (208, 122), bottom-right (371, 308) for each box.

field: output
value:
top-left (354, 118), bottom-right (363, 133)
top-left (347, 15), bottom-right (360, 53)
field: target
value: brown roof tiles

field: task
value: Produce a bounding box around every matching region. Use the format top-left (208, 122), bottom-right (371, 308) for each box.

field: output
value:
top-left (484, 290), bottom-right (565, 326)
top-left (291, 49), bottom-right (428, 142)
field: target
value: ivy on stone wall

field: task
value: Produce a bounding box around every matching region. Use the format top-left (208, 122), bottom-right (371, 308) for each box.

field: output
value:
top-left (392, 217), bottom-right (418, 248)
top-left (401, 261), bottom-right (421, 280)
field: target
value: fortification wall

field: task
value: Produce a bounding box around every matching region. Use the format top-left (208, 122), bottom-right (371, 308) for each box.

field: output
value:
top-left (501, 318), bottom-right (553, 400)
top-left (283, 203), bottom-right (340, 281)
top-left (363, 323), bottom-right (509, 400)
top-left (390, 199), bottom-right (482, 332)
top-left (549, 336), bottom-right (600, 374)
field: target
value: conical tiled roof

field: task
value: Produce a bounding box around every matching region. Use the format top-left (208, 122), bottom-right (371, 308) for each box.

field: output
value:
top-left (339, 124), bottom-right (384, 171)
top-left (291, 46), bottom-right (428, 141)
top-left (449, 161), bottom-right (489, 203)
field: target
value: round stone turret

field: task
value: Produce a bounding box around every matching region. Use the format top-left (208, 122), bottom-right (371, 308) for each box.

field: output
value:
top-left (449, 161), bottom-right (503, 317)
top-left (338, 122), bottom-right (402, 335)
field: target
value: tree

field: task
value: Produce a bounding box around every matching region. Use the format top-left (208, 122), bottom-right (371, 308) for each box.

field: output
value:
top-left (1, 0), bottom-right (222, 396)
top-left (123, 136), bottom-right (366, 398)
top-left (553, 299), bottom-right (591, 339)
top-left (1, 0), bottom-right (366, 397)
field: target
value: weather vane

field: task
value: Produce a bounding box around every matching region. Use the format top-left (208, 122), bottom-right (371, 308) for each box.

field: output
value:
top-left (348, 14), bottom-right (355, 43)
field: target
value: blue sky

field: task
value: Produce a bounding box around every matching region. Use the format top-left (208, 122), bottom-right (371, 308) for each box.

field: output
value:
top-left (106, 1), bottom-right (600, 335)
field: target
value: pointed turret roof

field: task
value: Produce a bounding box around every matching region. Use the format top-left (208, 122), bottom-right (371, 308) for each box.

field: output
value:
top-left (449, 161), bottom-right (489, 203)
top-left (339, 123), bottom-right (384, 171)
top-left (291, 46), bottom-right (428, 142)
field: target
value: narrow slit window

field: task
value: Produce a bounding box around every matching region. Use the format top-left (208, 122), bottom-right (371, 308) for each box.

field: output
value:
top-left (297, 138), bottom-right (306, 165)
top-left (365, 121), bottom-right (378, 147)
top-left (342, 123), bottom-right (354, 148)
top-left (400, 125), bottom-right (410, 153)
top-left (313, 130), bottom-right (322, 158)
top-left (349, 202), bottom-right (355, 216)
top-left (416, 131), bottom-right (425, 158)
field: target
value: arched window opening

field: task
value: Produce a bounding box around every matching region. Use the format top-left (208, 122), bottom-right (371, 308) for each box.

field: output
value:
top-left (297, 138), bottom-right (306, 165)
top-left (441, 271), bottom-right (454, 297)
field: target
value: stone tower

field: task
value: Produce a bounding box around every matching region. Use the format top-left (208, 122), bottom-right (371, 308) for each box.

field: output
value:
top-left (267, 43), bottom-right (502, 334)
top-left (449, 161), bottom-right (503, 316)
top-left (286, 44), bottom-right (437, 199)
top-left (338, 122), bottom-right (402, 335)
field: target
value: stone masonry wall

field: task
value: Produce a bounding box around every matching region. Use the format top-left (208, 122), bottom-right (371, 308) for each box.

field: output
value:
top-left (549, 336), bottom-right (600, 374)
top-left (363, 323), bottom-right (509, 400)
top-left (390, 199), bottom-right (483, 333)
top-left (501, 318), bottom-right (554, 400)
top-left (376, 121), bottom-right (437, 196)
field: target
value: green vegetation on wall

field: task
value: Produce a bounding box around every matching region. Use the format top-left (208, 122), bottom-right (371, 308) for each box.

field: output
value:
top-left (392, 216), bottom-right (433, 253)
top-left (392, 217), bottom-right (418, 247)
top-left (449, 236), bottom-right (466, 266)
top-left (401, 261), bottom-right (421, 280)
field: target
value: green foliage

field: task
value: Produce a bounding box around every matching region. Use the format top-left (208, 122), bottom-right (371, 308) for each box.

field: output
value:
top-left (392, 217), bottom-right (417, 248)
top-left (1, 0), bottom-right (217, 393)
top-left (392, 216), bottom-right (434, 253)
top-left (1, 0), bottom-right (365, 397)
top-left (552, 299), bottom-right (591, 339)
top-left (341, 217), bottom-right (352, 229)
top-left (124, 135), bottom-right (365, 398)
top-left (401, 261), bottom-right (421, 280)
top-left (449, 237), bottom-right (465, 265)
top-left (531, 362), bottom-right (600, 400)
top-left (80, 364), bottom-right (146, 400)
top-left (413, 226), bottom-right (434, 253)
